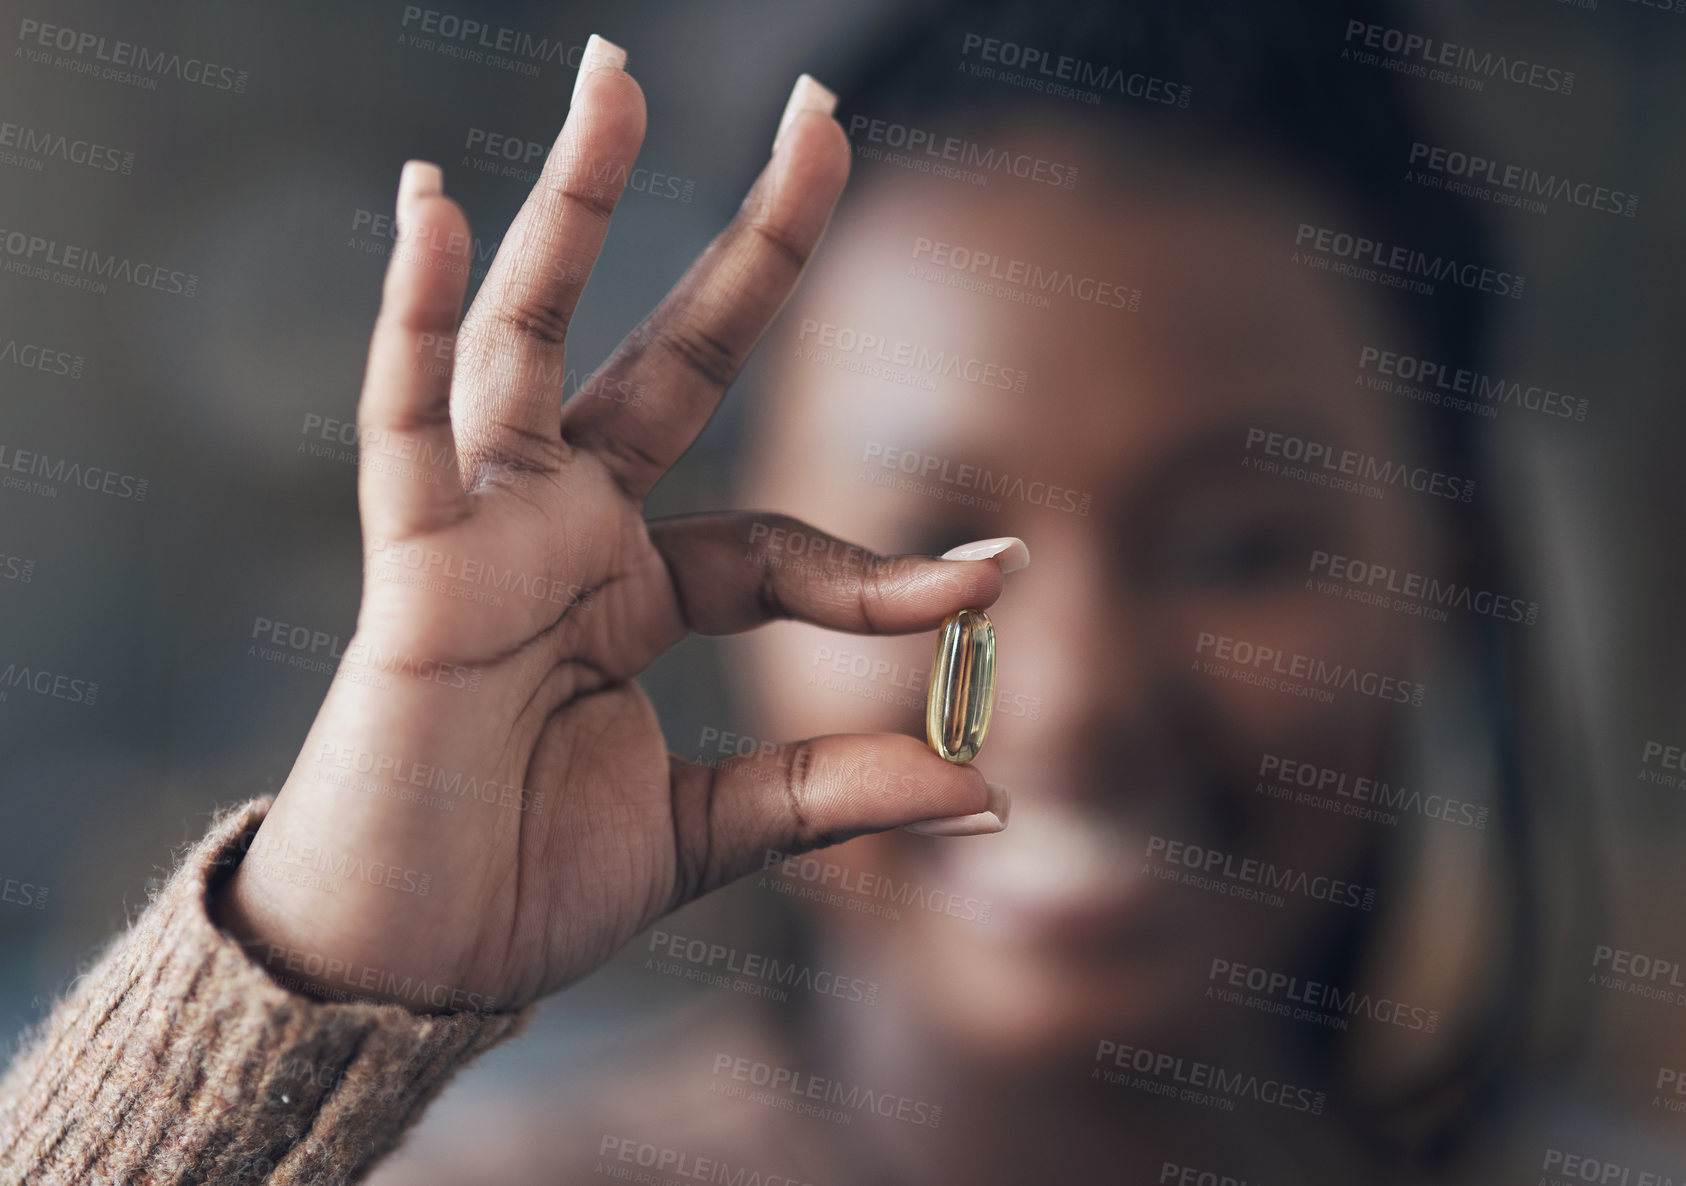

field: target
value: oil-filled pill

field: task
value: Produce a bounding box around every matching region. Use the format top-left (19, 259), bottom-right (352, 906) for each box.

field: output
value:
top-left (926, 609), bottom-right (996, 764)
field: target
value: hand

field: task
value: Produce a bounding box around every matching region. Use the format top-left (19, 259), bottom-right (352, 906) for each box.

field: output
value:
top-left (213, 42), bottom-right (1016, 1014)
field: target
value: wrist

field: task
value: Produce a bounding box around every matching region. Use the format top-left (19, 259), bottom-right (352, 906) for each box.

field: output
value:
top-left (213, 862), bottom-right (501, 1014)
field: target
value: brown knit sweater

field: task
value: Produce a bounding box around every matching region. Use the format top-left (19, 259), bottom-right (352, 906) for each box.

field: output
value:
top-left (0, 798), bottom-right (528, 1185)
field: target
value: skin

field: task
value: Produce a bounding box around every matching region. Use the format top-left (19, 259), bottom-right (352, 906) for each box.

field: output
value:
top-left (733, 138), bottom-right (1452, 1179)
top-left (212, 60), bottom-right (1016, 1013)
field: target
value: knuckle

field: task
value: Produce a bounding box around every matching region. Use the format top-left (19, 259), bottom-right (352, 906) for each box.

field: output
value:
top-left (655, 320), bottom-right (740, 389)
top-left (744, 218), bottom-right (811, 274)
top-left (552, 181), bottom-right (619, 225)
top-left (782, 742), bottom-right (818, 846)
top-left (562, 428), bottom-right (662, 500)
top-left (364, 398), bottom-right (453, 436)
top-left (670, 762), bottom-right (716, 907)
top-left (376, 302), bottom-right (454, 340)
top-left (488, 295), bottom-right (573, 346)
top-left (462, 432), bottom-right (564, 482)
top-left (493, 421), bottom-right (568, 466)
top-left (743, 512), bottom-right (802, 557)
top-left (857, 552), bottom-right (901, 632)
top-left (754, 556), bottom-right (788, 623)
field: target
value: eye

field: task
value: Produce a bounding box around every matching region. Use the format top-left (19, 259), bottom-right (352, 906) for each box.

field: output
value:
top-left (1153, 511), bottom-right (1319, 592)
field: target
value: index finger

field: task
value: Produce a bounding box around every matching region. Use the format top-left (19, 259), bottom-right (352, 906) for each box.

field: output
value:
top-left (453, 35), bottom-right (646, 481)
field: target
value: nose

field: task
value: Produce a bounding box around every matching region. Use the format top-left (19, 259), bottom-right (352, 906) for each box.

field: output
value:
top-left (993, 525), bottom-right (1181, 808)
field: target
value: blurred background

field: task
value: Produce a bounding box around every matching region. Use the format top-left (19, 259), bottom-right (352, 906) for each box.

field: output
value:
top-left (3, 0), bottom-right (1686, 1182)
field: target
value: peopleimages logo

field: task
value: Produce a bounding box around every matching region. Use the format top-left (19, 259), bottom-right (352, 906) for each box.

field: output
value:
top-left (1308, 548), bottom-right (1541, 626)
top-left (0, 118), bottom-right (134, 175)
top-left (0, 225), bottom-right (198, 297)
top-left (844, 112), bottom-right (1078, 189)
top-left (1341, 20), bottom-right (1574, 95)
top-left (311, 741), bottom-right (544, 814)
top-left (0, 552), bottom-right (35, 583)
top-left (1093, 1040), bottom-right (1327, 1114)
top-left (15, 18), bottom-right (250, 92)
top-left (1257, 752), bottom-right (1491, 831)
top-left (710, 1053), bottom-right (943, 1128)
top-left (958, 33), bottom-right (1193, 108)
top-left (1208, 956), bottom-right (1441, 1033)
top-left (1145, 834), bottom-right (1379, 911)
top-left (860, 442), bottom-right (1093, 516)
top-left (1293, 224), bottom-right (1523, 299)
top-left (0, 337), bottom-right (85, 379)
top-left (0, 443), bottom-right (149, 501)
top-left (348, 207), bottom-right (503, 280)
top-left (910, 236), bottom-right (1142, 312)
top-left (762, 848), bottom-right (995, 925)
top-left (646, 928), bottom-right (880, 1005)
top-left (1586, 943), bottom-right (1686, 1015)
top-left (397, 6), bottom-right (585, 76)
top-left (596, 1135), bottom-right (815, 1186)
top-left (245, 834), bottom-right (432, 897)
top-left (797, 318), bottom-right (1029, 393)
top-left (0, 877), bottom-right (48, 910)
top-left (1640, 739), bottom-right (1686, 786)
top-left (1408, 142), bottom-right (1638, 218)
top-left (1541, 1148), bottom-right (1679, 1186)
top-left (250, 941), bottom-right (496, 1012)
top-left (1243, 427), bottom-right (1476, 505)
top-left (1656, 1067), bottom-right (1686, 1118)
top-left (1356, 346), bottom-right (1588, 423)
top-left (1195, 630), bottom-right (1427, 708)
top-left (0, 661), bottom-right (98, 707)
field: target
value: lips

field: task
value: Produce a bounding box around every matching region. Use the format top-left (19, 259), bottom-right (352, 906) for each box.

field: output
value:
top-left (924, 797), bottom-right (1195, 951)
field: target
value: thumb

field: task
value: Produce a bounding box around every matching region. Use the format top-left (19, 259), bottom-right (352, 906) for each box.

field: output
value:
top-left (662, 733), bottom-right (1009, 909)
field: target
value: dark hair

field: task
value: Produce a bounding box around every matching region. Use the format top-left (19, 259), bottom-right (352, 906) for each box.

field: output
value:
top-left (793, 0), bottom-right (1599, 1167)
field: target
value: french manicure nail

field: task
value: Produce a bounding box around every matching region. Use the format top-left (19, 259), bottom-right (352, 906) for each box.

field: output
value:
top-left (773, 73), bottom-right (836, 154)
top-left (572, 33), bottom-right (627, 105)
top-left (941, 537), bottom-right (1030, 573)
top-left (904, 783), bottom-right (1011, 837)
top-left (396, 160), bottom-right (442, 225)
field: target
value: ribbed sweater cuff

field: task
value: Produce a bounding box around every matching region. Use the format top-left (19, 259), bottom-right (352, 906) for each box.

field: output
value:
top-left (0, 797), bottom-right (529, 1185)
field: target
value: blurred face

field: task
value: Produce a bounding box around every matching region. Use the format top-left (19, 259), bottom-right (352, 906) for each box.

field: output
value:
top-left (739, 135), bottom-right (1442, 1067)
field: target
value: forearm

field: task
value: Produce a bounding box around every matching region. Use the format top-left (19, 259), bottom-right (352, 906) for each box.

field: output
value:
top-left (0, 799), bottom-right (528, 1186)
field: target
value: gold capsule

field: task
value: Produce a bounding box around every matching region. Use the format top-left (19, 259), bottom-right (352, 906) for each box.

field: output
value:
top-left (926, 609), bottom-right (996, 764)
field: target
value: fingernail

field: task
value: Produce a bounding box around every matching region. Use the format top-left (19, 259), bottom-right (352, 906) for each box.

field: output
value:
top-left (396, 161), bottom-right (442, 235)
top-left (397, 160), bottom-right (443, 215)
top-left (904, 783), bottom-right (1011, 837)
top-left (572, 33), bottom-right (627, 105)
top-left (941, 537), bottom-right (1029, 573)
top-left (773, 73), bottom-right (836, 154)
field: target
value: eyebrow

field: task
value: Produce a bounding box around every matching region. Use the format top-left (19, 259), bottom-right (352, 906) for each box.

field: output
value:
top-left (1122, 414), bottom-right (1349, 502)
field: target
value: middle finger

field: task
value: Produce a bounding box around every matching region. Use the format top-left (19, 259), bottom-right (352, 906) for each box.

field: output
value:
top-left (559, 75), bottom-right (849, 501)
